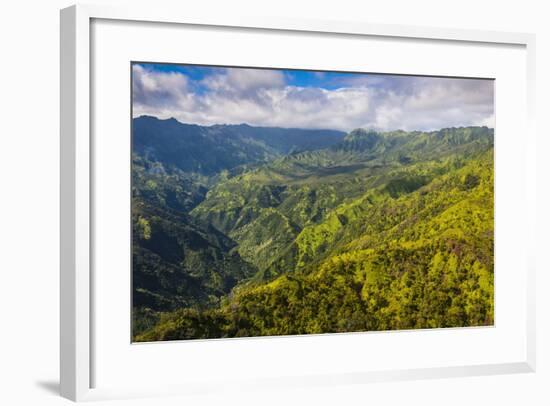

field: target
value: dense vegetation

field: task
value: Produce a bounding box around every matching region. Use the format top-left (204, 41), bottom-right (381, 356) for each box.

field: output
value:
top-left (132, 117), bottom-right (494, 341)
top-left (133, 116), bottom-right (345, 176)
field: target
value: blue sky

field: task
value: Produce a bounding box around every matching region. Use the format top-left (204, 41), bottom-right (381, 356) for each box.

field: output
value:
top-left (134, 63), bottom-right (370, 90)
top-left (132, 62), bottom-right (494, 132)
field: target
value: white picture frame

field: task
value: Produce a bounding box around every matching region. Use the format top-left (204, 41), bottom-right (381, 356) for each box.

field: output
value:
top-left (60, 3), bottom-right (537, 402)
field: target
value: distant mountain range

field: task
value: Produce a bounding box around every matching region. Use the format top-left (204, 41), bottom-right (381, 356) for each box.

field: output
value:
top-left (131, 116), bottom-right (494, 341)
top-left (133, 115), bottom-right (346, 176)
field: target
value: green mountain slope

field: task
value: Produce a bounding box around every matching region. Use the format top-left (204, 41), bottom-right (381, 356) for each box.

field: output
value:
top-left (132, 199), bottom-right (256, 335)
top-left (191, 127), bottom-right (493, 277)
top-left (133, 115), bottom-right (345, 176)
top-left (132, 126), bottom-right (494, 341)
top-left (136, 148), bottom-right (493, 341)
top-left (133, 153), bottom-right (209, 213)
top-left (131, 116), bottom-right (351, 333)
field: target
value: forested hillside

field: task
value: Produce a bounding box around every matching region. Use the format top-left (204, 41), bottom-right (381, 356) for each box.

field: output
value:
top-left (133, 116), bottom-right (345, 176)
top-left (131, 117), bottom-right (494, 341)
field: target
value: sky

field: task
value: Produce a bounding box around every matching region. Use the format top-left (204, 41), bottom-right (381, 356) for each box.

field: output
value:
top-left (132, 62), bottom-right (495, 132)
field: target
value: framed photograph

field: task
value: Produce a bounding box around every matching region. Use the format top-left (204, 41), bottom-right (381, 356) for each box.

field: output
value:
top-left (60, 4), bottom-right (536, 401)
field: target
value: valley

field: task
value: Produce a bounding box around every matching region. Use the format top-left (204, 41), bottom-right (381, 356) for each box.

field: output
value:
top-left (131, 116), bottom-right (494, 341)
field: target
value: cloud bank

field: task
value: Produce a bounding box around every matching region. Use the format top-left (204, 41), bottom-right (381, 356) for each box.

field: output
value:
top-left (132, 64), bottom-right (494, 132)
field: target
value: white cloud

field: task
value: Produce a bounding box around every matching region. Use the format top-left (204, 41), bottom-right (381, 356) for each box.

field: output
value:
top-left (202, 68), bottom-right (286, 95)
top-left (132, 65), bottom-right (494, 132)
top-left (132, 64), bottom-right (199, 119)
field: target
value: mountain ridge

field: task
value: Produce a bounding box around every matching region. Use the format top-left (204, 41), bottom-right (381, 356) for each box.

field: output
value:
top-left (131, 120), bottom-right (494, 340)
top-left (133, 115), bottom-right (347, 176)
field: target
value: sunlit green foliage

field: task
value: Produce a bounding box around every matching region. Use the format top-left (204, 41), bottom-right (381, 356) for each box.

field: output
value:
top-left (132, 122), bottom-right (494, 341)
